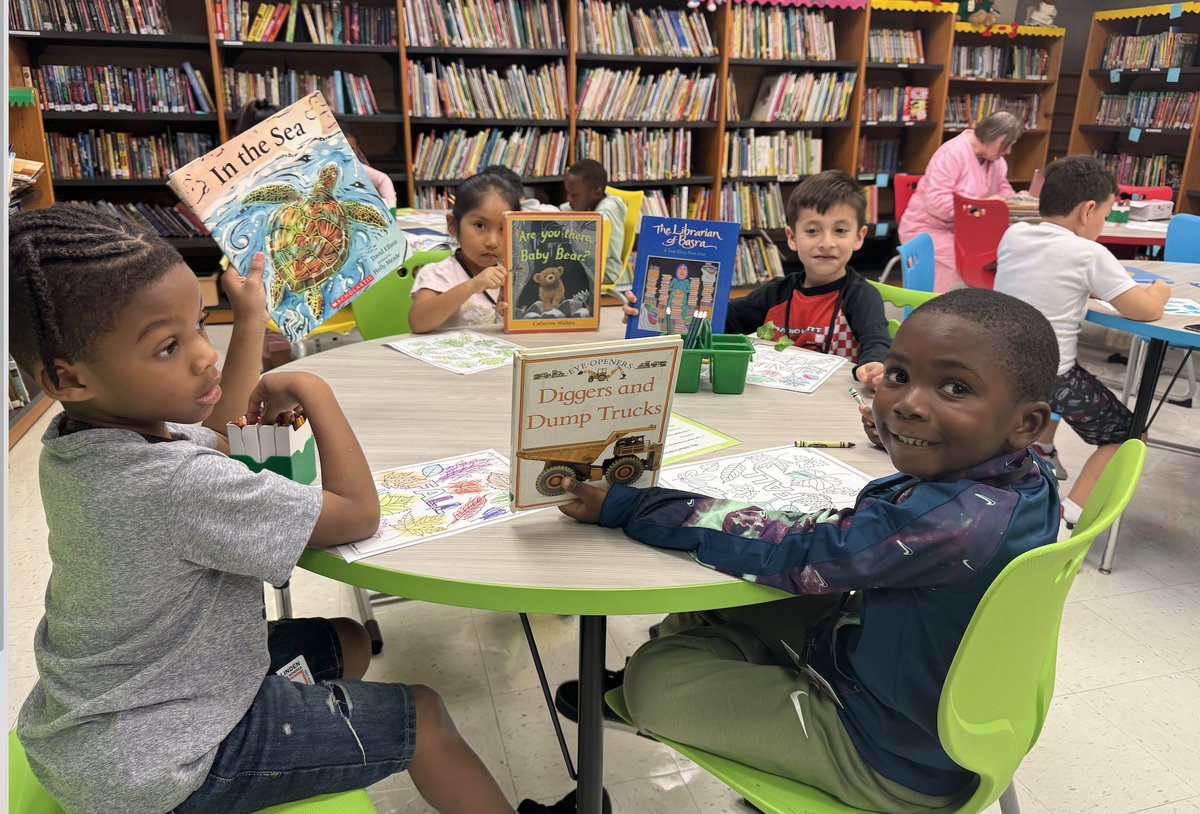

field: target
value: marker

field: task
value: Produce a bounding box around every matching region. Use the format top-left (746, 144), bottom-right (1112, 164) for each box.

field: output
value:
top-left (848, 387), bottom-right (867, 406)
top-left (795, 441), bottom-right (856, 448)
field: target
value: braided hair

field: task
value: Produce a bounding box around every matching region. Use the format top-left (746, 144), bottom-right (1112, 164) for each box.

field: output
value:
top-left (9, 204), bottom-right (184, 388)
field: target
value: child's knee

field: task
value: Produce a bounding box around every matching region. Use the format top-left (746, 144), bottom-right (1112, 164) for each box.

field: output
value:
top-left (330, 617), bottom-right (372, 679)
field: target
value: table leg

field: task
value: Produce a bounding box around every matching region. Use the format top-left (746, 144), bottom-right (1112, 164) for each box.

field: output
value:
top-left (577, 615), bottom-right (607, 814)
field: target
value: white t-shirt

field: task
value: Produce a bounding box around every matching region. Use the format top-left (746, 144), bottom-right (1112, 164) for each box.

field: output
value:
top-left (411, 254), bottom-right (501, 328)
top-left (995, 221), bottom-right (1137, 375)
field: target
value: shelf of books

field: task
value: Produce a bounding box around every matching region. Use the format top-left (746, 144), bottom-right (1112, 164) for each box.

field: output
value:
top-left (1068, 3), bottom-right (1200, 215)
top-left (950, 21), bottom-right (1064, 186)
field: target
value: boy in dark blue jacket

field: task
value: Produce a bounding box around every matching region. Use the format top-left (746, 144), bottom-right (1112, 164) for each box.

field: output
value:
top-left (558, 289), bottom-right (1061, 812)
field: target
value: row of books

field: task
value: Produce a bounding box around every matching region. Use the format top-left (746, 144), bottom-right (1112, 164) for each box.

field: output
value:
top-left (576, 67), bottom-right (716, 123)
top-left (734, 234), bottom-right (785, 287)
top-left (575, 128), bottom-right (693, 182)
top-left (718, 181), bottom-right (785, 230)
top-left (222, 68), bottom-right (380, 115)
top-left (408, 59), bottom-right (565, 119)
top-left (862, 86), bottom-right (929, 122)
top-left (641, 186), bottom-right (711, 220)
top-left (1102, 30), bottom-right (1198, 71)
top-left (71, 198), bottom-right (211, 238)
top-left (868, 29), bottom-right (924, 64)
top-left (863, 184), bottom-right (880, 225)
top-left (34, 63), bottom-right (215, 115)
top-left (729, 4), bottom-right (836, 61)
top-left (858, 136), bottom-right (900, 174)
top-left (951, 45), bottom-right (1050, 79)
top-left (724, 129), bottom-right (822, 178)
top-left (9, 0), bottom-right (171, 33)
top-left (216, 1), bottom-right (398, 45)
top-left (579, 0), bottom-right (716, 58)
top-left (1097, 91), bottom-right (1198, 130)
top-left (945, 93), bottom-right (1039, 129)
top-left (8, 356), bottom-right (33, 411)
top-left (411, 127), bottom-right (567, 180)
top-left (402, 0), bottom-right (564, 49)
top-left (746, 72), bottom-right (857, 123)
top-left (46, 130), bottom-right (215, 180)
top-left (1095, 151), bottom-right (1185, 189)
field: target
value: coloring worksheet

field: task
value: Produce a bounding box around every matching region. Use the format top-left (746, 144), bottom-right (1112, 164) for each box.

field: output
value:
top-left (338, 450), bottom-right (528, 562)
top-left (659, 445), bottom-right (869, 514)
top-left (1163, 298), bottom-right (1200, 316)
top-left (662, 413), bottom-right (741, 465)
top-left (385, 330), bottom-right (521, 374)
top-left (745, 343), bottom-right (846, 394)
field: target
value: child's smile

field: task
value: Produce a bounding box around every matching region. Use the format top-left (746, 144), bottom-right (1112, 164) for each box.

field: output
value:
top-left (786, 203), bottom-right (867, 286)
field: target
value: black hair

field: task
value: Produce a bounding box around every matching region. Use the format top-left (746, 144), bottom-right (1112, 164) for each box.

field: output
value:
top-left (8, 205), bottom-right (184, 387)
top-left (451, 171), bottom-right (522, 221)
top-left (786, 170), bottom-right (867, 229)
top-left (234, 98), bottom-right (279, 136)
top-left (481, 164), bottom-right (524, 200)
top-left (907, 288), bottom-right (1059, 404)
top-left (1038, 155), bottom-right (1118, 218)
top-left (566, 158), bottom-right (607, 189)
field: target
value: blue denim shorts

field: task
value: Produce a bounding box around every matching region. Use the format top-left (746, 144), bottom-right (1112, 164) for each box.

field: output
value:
top-left (171, 618), bottom-right (417, 814)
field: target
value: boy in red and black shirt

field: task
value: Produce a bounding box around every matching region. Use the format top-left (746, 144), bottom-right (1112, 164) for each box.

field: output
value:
top-left (726, 171), bottom-right (890, 389)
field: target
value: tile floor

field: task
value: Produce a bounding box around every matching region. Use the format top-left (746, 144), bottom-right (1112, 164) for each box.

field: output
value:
top-left (6, 329), bottom-right (1200, 814)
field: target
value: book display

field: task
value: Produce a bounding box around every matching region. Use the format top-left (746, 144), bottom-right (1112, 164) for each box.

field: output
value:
top-left (503, 211), bottom-right (604, 333)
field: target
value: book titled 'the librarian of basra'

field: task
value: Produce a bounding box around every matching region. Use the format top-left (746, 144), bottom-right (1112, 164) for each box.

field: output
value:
top-left (510, 335), bottom-right (682, 511)
top-left (168, 91), bottom-right (410, 342)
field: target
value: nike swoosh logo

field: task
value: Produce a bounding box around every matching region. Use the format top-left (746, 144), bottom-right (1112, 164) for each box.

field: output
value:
top-left (789, 690), bottom-right (810, 738)
top-left (974, 493), bottom-right (996, 506)
top-left (896, 540), bottom-right (913, 555)
top-left (962, 559), bottom-right (975, 571)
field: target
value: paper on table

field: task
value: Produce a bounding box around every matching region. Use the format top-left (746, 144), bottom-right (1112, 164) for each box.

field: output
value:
top-left (662, 413), bottom-right (741, 466)
top-left (745, 343), bottom-right (846, 394)
top-left (1164, 298), bottom-right (1200, 316)
top-left (386, 330), bottom-right (521, 374)
top-left (1118, 221), bottom-right (1169, 233)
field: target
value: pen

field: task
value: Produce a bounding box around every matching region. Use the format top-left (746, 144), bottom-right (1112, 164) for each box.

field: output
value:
top-left (794, 441), bottom-right (856, 448)
top-left (848, 387), bottom-right (866, 407)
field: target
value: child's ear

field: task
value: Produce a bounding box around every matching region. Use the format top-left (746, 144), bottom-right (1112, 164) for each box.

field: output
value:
top-left (784, 226), bottom-right (798, 252)
top-left (1008, 400), bottom-right (1052, 451)
top-left (1078, 200), bottom-right (1097, 223)
top-left (855, 224), bottom-right (868, 249)
top-left (445, 212), bottom-right (458, 238)
top-left (37, 360), bottom-right (92, 404)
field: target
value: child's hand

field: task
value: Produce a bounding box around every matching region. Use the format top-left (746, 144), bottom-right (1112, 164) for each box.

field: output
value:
top-left (855, 362), bottom-right (884, 390)
top-left (473, 265), bottom-right (507, 294)
top-left (245, 371), bottom-right (326, 425)
top-left (620, 291), bottom-right (639, 324)
top-left (1148, 279), bottom-right (1171, 302)
top-left (222, 252), bottom-right (268, 322)
top-left (557, 477), bottom-right (608, 524)
top-left (859, 403), bottom-right (883, 449)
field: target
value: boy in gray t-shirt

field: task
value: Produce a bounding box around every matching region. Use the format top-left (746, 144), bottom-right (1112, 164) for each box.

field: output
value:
top-left (9, 207), bottom-right (577, 814)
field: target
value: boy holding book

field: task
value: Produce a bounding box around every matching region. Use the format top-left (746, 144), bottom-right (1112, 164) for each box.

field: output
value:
top-left (561, 159), bottom-right (627, 285)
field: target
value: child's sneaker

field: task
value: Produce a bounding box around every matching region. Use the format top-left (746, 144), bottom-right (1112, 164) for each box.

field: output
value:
top-left (554, 669), bottom-right (626, 725)
top-left (1032, 444), bottom-right (1068, 481)
top-left (519, 788), bottom-right (612, 814)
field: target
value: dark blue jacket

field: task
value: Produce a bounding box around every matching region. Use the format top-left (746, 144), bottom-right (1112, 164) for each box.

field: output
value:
top-left (600, 450), bottom-right (1060, 796)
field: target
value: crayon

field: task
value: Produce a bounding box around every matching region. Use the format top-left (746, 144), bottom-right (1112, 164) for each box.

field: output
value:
top-left (848, 387), bottom-right (867, 407)
top-left (794, 441), bottom-right (856, 448)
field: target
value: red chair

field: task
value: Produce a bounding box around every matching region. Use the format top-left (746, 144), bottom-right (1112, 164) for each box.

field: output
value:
top-left (1117, 184), bottom-right (1172, 202)
top-left (952, 193), bottom-right (1009, 289)
top-left (878, 174), bottom-right (923, 284)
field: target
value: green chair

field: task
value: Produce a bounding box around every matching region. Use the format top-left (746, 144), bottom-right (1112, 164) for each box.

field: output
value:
top-left (9, 730), bottom-right (378, 814)
top-left (608, 440), bottom-right (1147, 814)
top-left (867, 279), bottom-right (940, 338)
top-left (352, 247), bottom-right (452, 340)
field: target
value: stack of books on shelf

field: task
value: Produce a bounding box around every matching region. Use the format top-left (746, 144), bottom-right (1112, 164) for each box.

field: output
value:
top-left (858, 136), bottom-right (900, 173)
top-left (34, 64), bottom-right (215, 115)
top-left (734, 234), bottom-right (784, 286)
top-left (951, 45), bottom-right (1050, 79)
top-left (1096, 151), bottom-right (1185, 190)
top-left (10, 0), bottom-right (171, 33)
top-left (46, 131), bottom-right (215, 180)
top-left (862, 87), bottom-right (929, 122)
top-left (414, 187), bottom-right (453, 208)
top-left (864, 184), bottom-right (880, 225)
top-left (719, 181), bottom-right (785, 229)
top-left (403, 0), bottom-right (565, 49)
top-left (411, 128), bottom-right (567, 180)
top-left (70, 199), bottom-right (210, 238)
top-left (726, 76), bottom-right (740, 122)
top-left (216, 1), bottom-right (399, 45)
top-left (747, 72), bottom-right (856, 123)
top-left (408, 59), bottom-right (566, 119)
top-left (576, 67), bottom-right (716, 122)
top-left (868, 29), bottom-right (924, 63)
top-left (1102, 30), bottom-right (1198, 70)
top-left (222, 68), bottom-right (380, 115)
top-left (724, 129), bottom-right (821, 178)
top-left (580, 0), bottom-right (716, 57)
top-left (575, 129), bottom-right (692, 182)
top-left (1097, 91), bottom-right (1198, 130)
top-left (945, 93), bottom-right (1039, 129)
top-left (8, 155), bottom-right (45, 200)
top-left (729, 4), bottom-right (836, 61)
top-left (641, 187), bottom-right (711, 220)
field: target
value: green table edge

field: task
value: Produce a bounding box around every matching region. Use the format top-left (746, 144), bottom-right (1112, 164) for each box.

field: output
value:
top-left (298, 548), bottom-right (790, 615)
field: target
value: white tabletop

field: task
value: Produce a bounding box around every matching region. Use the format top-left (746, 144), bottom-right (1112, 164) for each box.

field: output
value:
top-left (1085, 260), bottom-right (1200, 349)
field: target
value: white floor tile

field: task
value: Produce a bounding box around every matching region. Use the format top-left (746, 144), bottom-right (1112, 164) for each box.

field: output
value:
top-left (363, 612), bottom-right (492, 703)
top-left (1053, 603), bottom-right (1178, 693)
top-left (473, 611), bottom-right (625, 697)
top-left (1130, 800), bottom-right (1200, 814)
top-left (1085, 587), bottom-right (1200, 671)
top-left (680, 765), bottom-right (760, 813)
top-left (607, 772), bottom-right (700, 814)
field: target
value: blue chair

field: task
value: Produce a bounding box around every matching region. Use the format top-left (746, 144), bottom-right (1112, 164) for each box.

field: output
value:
top-left (898, 232), bottom-right (935, 293)
top-left (1165, 213), bottom-right (1200, 262)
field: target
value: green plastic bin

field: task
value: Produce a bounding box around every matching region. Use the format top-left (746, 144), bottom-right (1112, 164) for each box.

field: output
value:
top-left (675, 334), bottom-right (755, 395)
top-left (231, 435), bottom-right (317, 484)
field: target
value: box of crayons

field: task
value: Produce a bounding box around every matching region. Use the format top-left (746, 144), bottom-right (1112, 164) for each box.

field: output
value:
top-left (227, 415), bottom-right (317, 484)
top-left (674, 314), bottom-right (755, 395)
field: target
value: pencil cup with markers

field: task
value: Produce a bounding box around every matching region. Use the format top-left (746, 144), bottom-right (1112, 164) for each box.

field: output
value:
top-left (674, 316), bottom-right (754, 395)
top-left (227, 416), bottom-right (317, 484)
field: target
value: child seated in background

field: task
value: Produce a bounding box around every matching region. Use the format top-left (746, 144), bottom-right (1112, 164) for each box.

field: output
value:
top-left (561, 159), bottom-right (628, 285)
top-left (558, 288), bottom-right (1062, 813)
top-left (995, 154), bottom-right (1169, 525)
top-left (725, 170), bottom-right (891, 388)
top-left (409, 172), bottom-right (521, 333)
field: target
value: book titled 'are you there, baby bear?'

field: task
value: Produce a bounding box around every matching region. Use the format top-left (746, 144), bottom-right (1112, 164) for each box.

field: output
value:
top-left (168, 91), bottom-right (410, 342)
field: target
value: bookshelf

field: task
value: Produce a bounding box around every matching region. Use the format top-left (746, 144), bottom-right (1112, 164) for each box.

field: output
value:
top-left (950, 21), bottom-right (1065, 187)
top-left (1068, 3), bottom-right (1200, 215)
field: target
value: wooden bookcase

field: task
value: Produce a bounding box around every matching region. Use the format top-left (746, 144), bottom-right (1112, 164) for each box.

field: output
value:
top-left (1068, 3), bottom-right (1200, 215)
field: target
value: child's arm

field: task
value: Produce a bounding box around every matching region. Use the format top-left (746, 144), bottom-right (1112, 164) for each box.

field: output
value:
top-left (843, 278), bottom-right (890, 388)
top-left (246, 371), bottom-right (380, 546)
top-left (408, 265), bottom-right (506, 333)
top-left (1110, 280), bottom-right (1170, 322)
top-left (204, 253), bottom-right (268, 449)
top-left (723, 276), bottom-right (788, 335)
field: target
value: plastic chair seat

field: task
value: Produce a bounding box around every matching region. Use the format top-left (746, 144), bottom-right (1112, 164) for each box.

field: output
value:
top-left (602, 185), bottom-right (645, 289)
top-left (952, 194), bottom-right (1007, 290)
top-left (867, 279), bottom-right (939, 337)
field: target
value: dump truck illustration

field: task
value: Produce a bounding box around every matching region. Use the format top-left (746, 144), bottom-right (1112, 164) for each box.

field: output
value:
top-left (518, 426), bottom-right (663, 496)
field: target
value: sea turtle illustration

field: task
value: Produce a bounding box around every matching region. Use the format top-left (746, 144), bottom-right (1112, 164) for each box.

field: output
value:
top-left (241, 162), bottom-right (390, 315)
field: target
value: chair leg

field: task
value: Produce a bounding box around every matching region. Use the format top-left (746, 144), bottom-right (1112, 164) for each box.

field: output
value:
top-left (998, 782), bottom-right (1022, 814)
top-left (1166, 354), bottom-right (1195, 408)
top-left (878, 255), bottom-right (899, 286)
top-left (353, 587), bottom-right (384, 655)
top-left (274, 581), bottom-right (293, 619)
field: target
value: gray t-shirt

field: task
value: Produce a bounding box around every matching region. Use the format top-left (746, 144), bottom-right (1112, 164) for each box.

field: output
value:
top-left (18, 418), bottom-right (324, 814)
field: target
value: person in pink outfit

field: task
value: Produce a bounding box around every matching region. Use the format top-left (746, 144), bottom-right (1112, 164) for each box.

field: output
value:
top-left (898, 111), bottom-right (1023, 291)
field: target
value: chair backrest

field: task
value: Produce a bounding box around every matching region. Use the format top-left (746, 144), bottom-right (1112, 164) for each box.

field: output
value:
top-left (939, 439), bottom-right (1146, 813)
top-left (1165, 213), bottom-right (1200, 263)
top-left (605, 185), bottom-right (645, 280)
top-left (898, 232), bottom-right (936, 293)
top-left (1117, 184), bottom-right (1173, 202)
top-left (893, 173), bottom-right (921, 225)
top-left (867, 279), bottom-right (940, 337)
top-left (351, 248), bottom-right (452, 340)
top-left (952, 193), bottom-right (1007, 289)
top-left (9, 731), bottom-right (66, 813)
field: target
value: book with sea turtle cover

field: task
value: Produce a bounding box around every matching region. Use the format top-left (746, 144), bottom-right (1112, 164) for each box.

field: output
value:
top-left (167, 92), bottom-right (410, 342)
